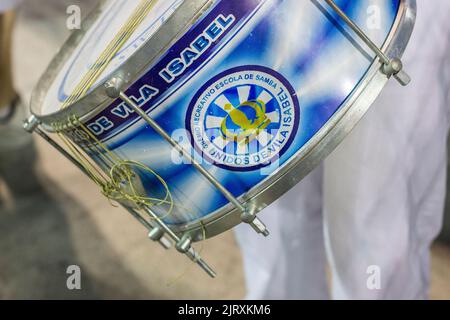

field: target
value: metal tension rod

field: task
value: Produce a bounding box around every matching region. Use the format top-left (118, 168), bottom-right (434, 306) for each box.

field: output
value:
top-left (324, 0), bottom-right (411, 86)
top-left (143, 206), bottom-right (217, 278)
top-left (113, 87), bottom-right (269, 237)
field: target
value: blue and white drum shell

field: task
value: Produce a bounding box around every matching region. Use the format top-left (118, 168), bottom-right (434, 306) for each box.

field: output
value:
top-left (32, 0), bottom-right (416, 239)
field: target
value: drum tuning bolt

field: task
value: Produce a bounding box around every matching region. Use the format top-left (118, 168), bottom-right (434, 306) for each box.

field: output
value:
top-left (382, 58), bottom-right (411, 86)
top-left (142, 206), bottom-right (217, 278)
top-left (175, 234), bottom-right (193, 254)
top-left (147, 226), bottom-right (172, 250)
top-left (242, 212), bottom-right (270, 237)
top-left (23, 115), bottom-right (40, 133)
top-left (105, 77), bottom-right (125, 99)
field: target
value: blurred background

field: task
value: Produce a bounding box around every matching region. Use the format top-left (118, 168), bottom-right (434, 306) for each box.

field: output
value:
top-left (0, 0), bottom-right (449, 299)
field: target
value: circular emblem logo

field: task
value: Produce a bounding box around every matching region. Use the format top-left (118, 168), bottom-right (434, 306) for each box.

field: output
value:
top-left (186, 65), bottom-right (300, 171)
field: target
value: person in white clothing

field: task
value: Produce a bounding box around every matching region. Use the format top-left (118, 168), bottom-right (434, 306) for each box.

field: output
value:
top-left (0, 0), bottom-right (40, 201)
top-left (235, 1), bottom-right (450, 299)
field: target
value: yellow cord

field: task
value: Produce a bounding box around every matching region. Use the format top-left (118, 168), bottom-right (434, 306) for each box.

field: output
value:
top-left (61, 0), bottom-right (158, 109)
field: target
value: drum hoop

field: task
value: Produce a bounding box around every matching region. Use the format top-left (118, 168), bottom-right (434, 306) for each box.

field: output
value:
top-left (30, 0), bottom-right (215, 128)
top-left (171, 0), bottom-right (417, 240)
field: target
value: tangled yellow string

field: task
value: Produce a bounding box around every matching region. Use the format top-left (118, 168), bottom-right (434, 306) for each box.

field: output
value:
top-left (53, 116), bottom-right (205, 222)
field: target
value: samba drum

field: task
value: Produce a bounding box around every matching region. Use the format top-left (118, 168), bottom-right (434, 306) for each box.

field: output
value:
top-left (26, 0), bottom-right (416, 277)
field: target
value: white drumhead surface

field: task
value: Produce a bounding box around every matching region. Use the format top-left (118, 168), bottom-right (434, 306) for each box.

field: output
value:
top-left (42, 0), bottom-right (183, 115)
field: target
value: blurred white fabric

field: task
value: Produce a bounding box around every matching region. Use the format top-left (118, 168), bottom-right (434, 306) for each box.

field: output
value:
top-left (0, 0), bottom-right (30, 152)
top-left (235, 0), bottom-right (450, 299)
top-left (0, 0), bottom-right (22, 12)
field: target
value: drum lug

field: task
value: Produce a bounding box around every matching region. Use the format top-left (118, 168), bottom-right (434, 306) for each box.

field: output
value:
top-left (241, 211), bottom-right (270, 237)
top-left (23, 115), bottom-right (40, 133)
top-left (382, 57), bottom-right (403, 77)
top-left (148, 226), bottom-right (165, 241)
top-left (381, 58), bottom-right (411, 85)
top-left (104, 77), bottom-right (125, 99)
top-left (148, 227), bottom-right (172, 250)
top-left (175, 234), bottom-right (193, 254)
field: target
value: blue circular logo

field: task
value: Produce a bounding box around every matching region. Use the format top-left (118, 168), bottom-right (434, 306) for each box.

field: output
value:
top-left (186, 65), bottom-right (300, 171)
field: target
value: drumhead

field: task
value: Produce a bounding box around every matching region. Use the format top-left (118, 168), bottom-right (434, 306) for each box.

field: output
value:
top-left (41, 0), bottom-right (183, 115)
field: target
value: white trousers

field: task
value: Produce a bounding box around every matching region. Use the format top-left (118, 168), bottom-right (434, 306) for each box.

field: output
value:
top-left (235, 1), bottom-right (450, 299)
